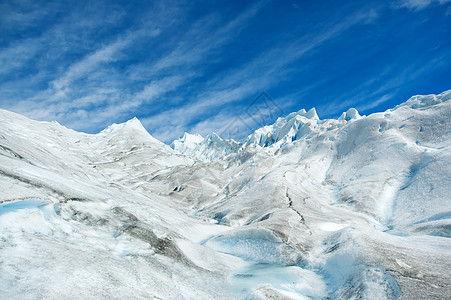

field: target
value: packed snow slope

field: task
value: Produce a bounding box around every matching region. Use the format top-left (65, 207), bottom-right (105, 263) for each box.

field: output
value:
top-left (1, 90), bottom-right (450, 299)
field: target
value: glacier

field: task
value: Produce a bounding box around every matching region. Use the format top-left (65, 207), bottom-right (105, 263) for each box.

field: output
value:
top-left (0, 90), bottom-right (450, 299)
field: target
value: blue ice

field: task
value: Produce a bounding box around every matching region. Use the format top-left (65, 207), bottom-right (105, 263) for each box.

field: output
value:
top-left (204, 228), bottom-right (289, 265)
top-left (0, 198), bottom-right (52, 219)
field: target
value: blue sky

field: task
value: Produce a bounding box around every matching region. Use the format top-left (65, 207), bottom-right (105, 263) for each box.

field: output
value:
top-left (1, 0), bottom-right (450, 143)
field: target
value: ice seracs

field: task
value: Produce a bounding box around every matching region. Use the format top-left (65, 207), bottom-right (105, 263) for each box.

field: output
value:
top-left (395, 89), bottom-right (451, 109)
top-left (170, 132), bottom-right (205, 154)
top-left (338, 107), bottom-right (361, 121)
top-left (170, 132), bottom-right (239, 161)
top-left (244, 107), bottom-right (318, 149)
top-left (171, 106), bottom-right (360, 156)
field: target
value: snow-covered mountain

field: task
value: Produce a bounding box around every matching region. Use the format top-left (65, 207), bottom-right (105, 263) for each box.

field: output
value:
top-left (1, 90), bottom-right (450, 299)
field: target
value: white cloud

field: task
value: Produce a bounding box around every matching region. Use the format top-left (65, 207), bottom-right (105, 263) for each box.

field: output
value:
top-left (0, 37), bottom-right (43, 75)
top-left (0, 2), bottom-right (176, 129)
top-left (49, 36), bottom-right (133, 94)
top-left (0, 0), bottom-right (55, 30)
top-left (149, 0), bottom-right (269, 74)
top-left (395, 0), bottom-right (451, 10)
top-left (356, 94), bottom-right (394, 112)
top-left (135, 75), bottom-right (190, 102)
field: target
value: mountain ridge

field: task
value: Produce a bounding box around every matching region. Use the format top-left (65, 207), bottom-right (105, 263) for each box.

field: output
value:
top-left (169, 89), bottom-right (451, 161)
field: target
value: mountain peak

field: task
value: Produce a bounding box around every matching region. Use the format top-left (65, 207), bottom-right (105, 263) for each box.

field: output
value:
top-left (101, 117), bottom-right (147, 134)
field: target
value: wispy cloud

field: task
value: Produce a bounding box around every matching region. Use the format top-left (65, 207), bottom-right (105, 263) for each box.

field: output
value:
top-left (0, 37), bottom-right (43, 75)
top-left (50, 38), bottom-right (131, 93)
top-left (356, 94), bottom-right (394, 112)
top-left (1, 1), bottom-right (182, 129)
top-left (151, 2), bottom-right (266, 73)
top-left (394, 0), bottom-right (451, 10)
top-left (141, 8), bottom-right (381, 142)
top-left (2, 0), bottom-right (272, 138)
top-left (318, 53), bottom-right (451, 117)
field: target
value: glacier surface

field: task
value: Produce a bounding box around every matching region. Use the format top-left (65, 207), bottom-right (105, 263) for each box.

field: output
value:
top-left (1, 90), bottom-right (450, 299)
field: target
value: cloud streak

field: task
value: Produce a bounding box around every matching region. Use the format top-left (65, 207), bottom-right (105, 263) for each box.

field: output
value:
top-left (395, 0), bottom-right (451, 10)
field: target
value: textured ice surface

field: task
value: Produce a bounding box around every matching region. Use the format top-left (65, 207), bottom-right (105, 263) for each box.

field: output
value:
top-left (1, 90), bottom-right (451, 299)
